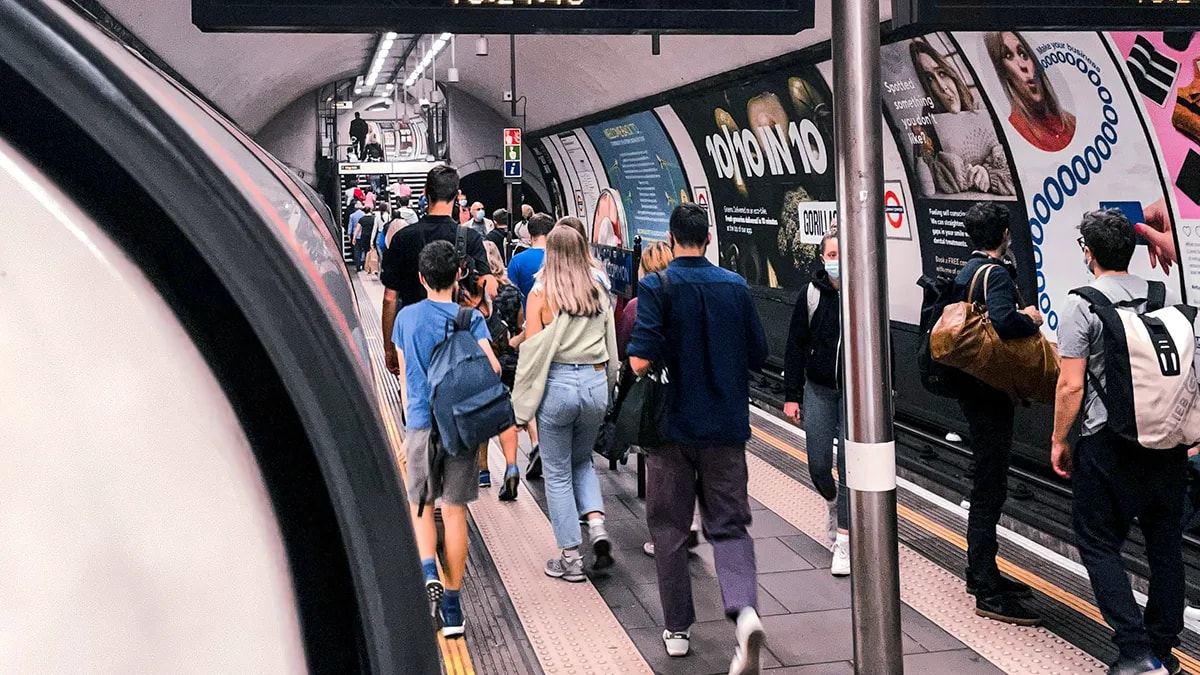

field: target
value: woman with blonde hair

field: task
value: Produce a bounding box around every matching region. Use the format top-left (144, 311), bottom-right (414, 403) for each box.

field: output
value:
top-left (513, 227), bottom-right (619, 582)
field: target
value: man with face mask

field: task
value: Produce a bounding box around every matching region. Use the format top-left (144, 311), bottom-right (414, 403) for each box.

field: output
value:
top-left (469, 201), bottom-right (493, 237)
top-left (782, 226), bottom-right (851, 577)
top-left (952, 202), bottom-right (1044, 627)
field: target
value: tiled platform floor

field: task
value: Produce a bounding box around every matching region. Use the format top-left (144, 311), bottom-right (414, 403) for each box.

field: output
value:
top-left (518, 454), bottom-right (1002, 674)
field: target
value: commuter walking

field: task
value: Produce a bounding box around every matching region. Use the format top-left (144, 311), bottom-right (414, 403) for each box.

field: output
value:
top-left (349, 112), bottom-right (368, 159)
top-left (486, 208), bottom-right (512, 259)
top-left (512, 227), bottom-right (619, 581)
top-left (381, 165), bottom-right (492, 387)
top-left (514, 204), bottom-right (535, 251)
top-left (952, 202), bottom-right (1043, 626)
top-left (1052, 209), bottom-right (1186, 675)
top-left (507, 213), bottom-right (554, 303)
top-left (354, 205), bottom-right (375, 272)
top-left (469, 201), bottom-right (493, 237)
top-left (782, 227), bottom-right (850, 577)
top-left (627, 203), bottom-right (769, 671)
top-left (348, 202), bottom-right (366, 248)
top-left (484, 240), bottom-right (541, 479)
top-left (615, 242), bottom-right (703, 558)
top-left (392, 240), bottom-right (498, 639)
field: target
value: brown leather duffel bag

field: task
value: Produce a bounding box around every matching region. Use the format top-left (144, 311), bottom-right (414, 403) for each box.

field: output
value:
top-left (930, 264), bottom-right (1059, 404)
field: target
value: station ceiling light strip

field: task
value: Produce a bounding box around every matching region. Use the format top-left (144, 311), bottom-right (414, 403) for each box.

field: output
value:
top-left (404, 33), bottom-right (452, 89)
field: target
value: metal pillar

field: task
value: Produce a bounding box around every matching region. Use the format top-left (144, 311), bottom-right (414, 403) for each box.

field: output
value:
top-left (830, 0), bottom-right (903, 673)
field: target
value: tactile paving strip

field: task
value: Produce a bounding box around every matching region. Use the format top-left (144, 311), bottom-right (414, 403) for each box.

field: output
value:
top-left (744, 428), bottom-right (1108, 674)
top-left (470, 441), bottom-right (653, 675)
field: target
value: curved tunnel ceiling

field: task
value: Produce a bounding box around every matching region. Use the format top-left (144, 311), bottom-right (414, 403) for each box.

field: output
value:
top-left (96, 0), bottom-right (891, 135)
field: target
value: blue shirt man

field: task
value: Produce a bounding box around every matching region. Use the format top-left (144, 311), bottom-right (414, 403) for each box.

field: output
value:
top-left (626, 203), bottom-right (768, 669)
top-left (505, 212), bottom-right (555, 303)
top-left (348, 207), bottom-right (366, 241)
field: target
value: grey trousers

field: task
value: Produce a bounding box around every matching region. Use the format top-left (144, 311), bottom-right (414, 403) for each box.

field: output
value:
top-left (646, 443), bottom-right (757, 631)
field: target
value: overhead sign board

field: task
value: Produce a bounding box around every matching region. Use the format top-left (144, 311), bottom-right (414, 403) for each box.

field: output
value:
top-left (892, 0), bottom-right (1200, 30)
top-left (503, 127), bottom-right (522, 182)
top-left (193, 0), bottom-right (815, 34)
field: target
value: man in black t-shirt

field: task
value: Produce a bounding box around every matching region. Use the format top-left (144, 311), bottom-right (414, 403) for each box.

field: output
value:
top-left (382, 164), bottom-right (492, 377)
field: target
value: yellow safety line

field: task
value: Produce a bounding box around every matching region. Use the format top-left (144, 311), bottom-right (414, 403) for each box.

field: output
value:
top-left (369, 362), bottom-right (475, 675)
top-left (751, 425), bottom-right (1200, 675)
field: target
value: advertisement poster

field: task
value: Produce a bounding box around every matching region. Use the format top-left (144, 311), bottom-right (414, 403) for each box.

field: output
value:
top-left (670, 64), bottom-right (837, 292)
top-left (1112, 32), bottom-right (1200, 300)
top-left (962, 30), bottom-right (1178, 335)
top-left (557, 131), bottom-right (602, 222)
top-left (584, 111), bottom-right (689, 244)
top-left (880, 32), bottom-right (1032, 288)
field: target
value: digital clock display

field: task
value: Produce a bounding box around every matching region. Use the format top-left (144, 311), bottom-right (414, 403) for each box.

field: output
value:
top-left (193, 0), bottom-right (815, 34)
top-left (893, 0), bottom-right (1200, 30)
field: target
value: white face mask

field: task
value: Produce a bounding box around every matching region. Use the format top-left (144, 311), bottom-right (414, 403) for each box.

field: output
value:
top-left (459, 199), bottom-right (468, 207)
top-left (474, 210), bottom-right (485, 221)
top-left (824, 260), bottom-right (841, 282)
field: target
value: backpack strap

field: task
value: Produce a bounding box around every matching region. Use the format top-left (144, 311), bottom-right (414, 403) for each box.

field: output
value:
top-left (806, 283), bottom-right (821, 328)
top-left (455, 306), bottom-right (474, 332)
top-left (1069, 286), bottom-right (1113, 310)
top-left (1147, 281), bottom-right (1167, 312)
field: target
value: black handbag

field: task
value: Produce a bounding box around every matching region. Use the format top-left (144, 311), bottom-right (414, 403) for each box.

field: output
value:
top-left (613, 272), bottom-right (672, 450)
top-left (595, 363), bottom-right (635, 462)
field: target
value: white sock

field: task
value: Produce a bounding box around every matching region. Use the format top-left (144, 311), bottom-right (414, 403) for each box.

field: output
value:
top-left (587, 516), bottom-right (605, 531)
top-left (836, 532), bottom-right (849, 545)
top-left (563, 547), bottom-right (582, 561)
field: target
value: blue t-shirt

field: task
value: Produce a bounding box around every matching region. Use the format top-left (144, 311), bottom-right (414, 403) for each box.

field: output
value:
top-left (507, 247), bottom-right (545, 302)
top-left (392, 300), bottom-right (491, 430)
top-left (348, 209), bottom-right (365, 237)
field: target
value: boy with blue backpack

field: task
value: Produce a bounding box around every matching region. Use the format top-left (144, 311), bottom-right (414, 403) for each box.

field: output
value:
top-left (393, 239), bottom-right (514, 639)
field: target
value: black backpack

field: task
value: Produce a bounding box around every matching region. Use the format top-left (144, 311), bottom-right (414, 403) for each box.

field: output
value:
top-left (916, 273), bottom-right (964, 398)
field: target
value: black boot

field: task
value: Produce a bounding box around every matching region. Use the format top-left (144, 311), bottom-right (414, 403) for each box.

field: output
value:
top-left (1153, 651), bottom-right (1181, 675)
top-left (974, 593), bottom-right (1041, 626)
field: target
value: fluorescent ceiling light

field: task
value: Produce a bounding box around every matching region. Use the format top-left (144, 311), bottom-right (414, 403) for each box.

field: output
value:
top-left (385, 31), bottom-right (397, 40)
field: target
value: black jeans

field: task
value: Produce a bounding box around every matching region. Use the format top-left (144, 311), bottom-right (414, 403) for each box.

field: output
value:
top-left (958, 384), bottom-right (1014, 593)
top-left (1073, 430), bottom-right (1186, 661)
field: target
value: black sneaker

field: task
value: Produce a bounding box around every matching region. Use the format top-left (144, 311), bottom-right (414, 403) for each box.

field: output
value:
top-left (967, 576), bottom-right (1034, 599)
top-left (1108, 655), bottom-right (1169, 675)
top-left (974, 593), bottom-right (1041, 626)
top-left (525, 445), bottom-right (543, 480)
top-left (1154, 652), bottom-right (1181, 675)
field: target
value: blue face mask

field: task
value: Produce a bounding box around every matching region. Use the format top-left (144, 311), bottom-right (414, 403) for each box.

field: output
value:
top-left (459, 199), bottom-right (468, 207)
top-left (474, 210), bottom-right (485, 222)
top-left (824, 260), bottom-right (840, 282)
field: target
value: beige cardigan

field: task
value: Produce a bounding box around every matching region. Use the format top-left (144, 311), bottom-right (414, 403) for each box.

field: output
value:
top-left (511, 309), bottom-right (619, 425)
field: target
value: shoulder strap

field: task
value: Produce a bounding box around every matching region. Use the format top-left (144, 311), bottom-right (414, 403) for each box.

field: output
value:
top-left (807, 283), bottom-right (821, 328)
top-left (454, 307), bottom-right (474, 333)
top-left (1069, 286), bottom-right (1112, 310)
top-left (656, 270), bottom-right (672, 319)
top-left (1146, 281), bottom-right (1166, 312)
top-left (967, 264), bottom-right (995, 305)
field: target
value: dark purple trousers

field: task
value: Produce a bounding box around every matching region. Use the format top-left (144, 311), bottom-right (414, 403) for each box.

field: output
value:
top-left (646, 443), bottom-right (757, 631)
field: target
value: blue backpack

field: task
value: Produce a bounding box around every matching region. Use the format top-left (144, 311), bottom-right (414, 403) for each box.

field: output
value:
top-left (428, 307), bottom-right (515, 457)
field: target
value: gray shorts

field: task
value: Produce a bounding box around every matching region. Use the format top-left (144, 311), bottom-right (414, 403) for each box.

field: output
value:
top-left (405, 427), bottom-right (480, 506)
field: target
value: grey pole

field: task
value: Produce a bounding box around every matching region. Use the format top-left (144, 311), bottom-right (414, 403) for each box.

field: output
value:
top-left (830, 0), bottom-right (904, 673)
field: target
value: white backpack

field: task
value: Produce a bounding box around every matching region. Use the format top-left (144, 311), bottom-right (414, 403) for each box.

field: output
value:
top-left (1070, 282), bottom-right (1200, 450)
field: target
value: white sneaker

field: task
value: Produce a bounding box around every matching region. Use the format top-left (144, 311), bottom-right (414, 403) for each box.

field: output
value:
top-left (826, 498), bottom-right (838, 545)
top-left (662, 629), bottom-right (690, 657)
top-left (729, 608), bottom-right (765, 675)
top-left (831, 534), bottom-right (850, 577)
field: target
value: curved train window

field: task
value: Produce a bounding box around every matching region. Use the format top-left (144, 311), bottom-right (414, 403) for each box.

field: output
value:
top-left (0, 133), bottom-right (307, 671)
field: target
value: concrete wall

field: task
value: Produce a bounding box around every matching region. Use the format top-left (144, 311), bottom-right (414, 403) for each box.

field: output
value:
top-left (255, 92), bottom-right (318, 184)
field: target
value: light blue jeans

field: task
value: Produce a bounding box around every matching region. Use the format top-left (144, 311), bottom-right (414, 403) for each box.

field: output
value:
top-left (804, 381), bottom-right (849, 530)
top-left (537, 363), bottom-right (609, 549)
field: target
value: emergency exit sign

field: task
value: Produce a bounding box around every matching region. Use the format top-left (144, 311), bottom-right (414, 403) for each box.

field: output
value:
top-left (504, 128), bottom-right (522, 181)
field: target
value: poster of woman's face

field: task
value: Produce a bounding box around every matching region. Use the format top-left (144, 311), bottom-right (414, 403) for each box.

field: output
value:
top-left (881, 33), bottom-right (1018, 201)
top-left (983, 31), bottom-right (1078, 154)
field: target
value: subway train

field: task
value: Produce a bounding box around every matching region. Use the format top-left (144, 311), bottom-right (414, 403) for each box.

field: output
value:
top-left (0, 0), bottom-right (437, 671)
